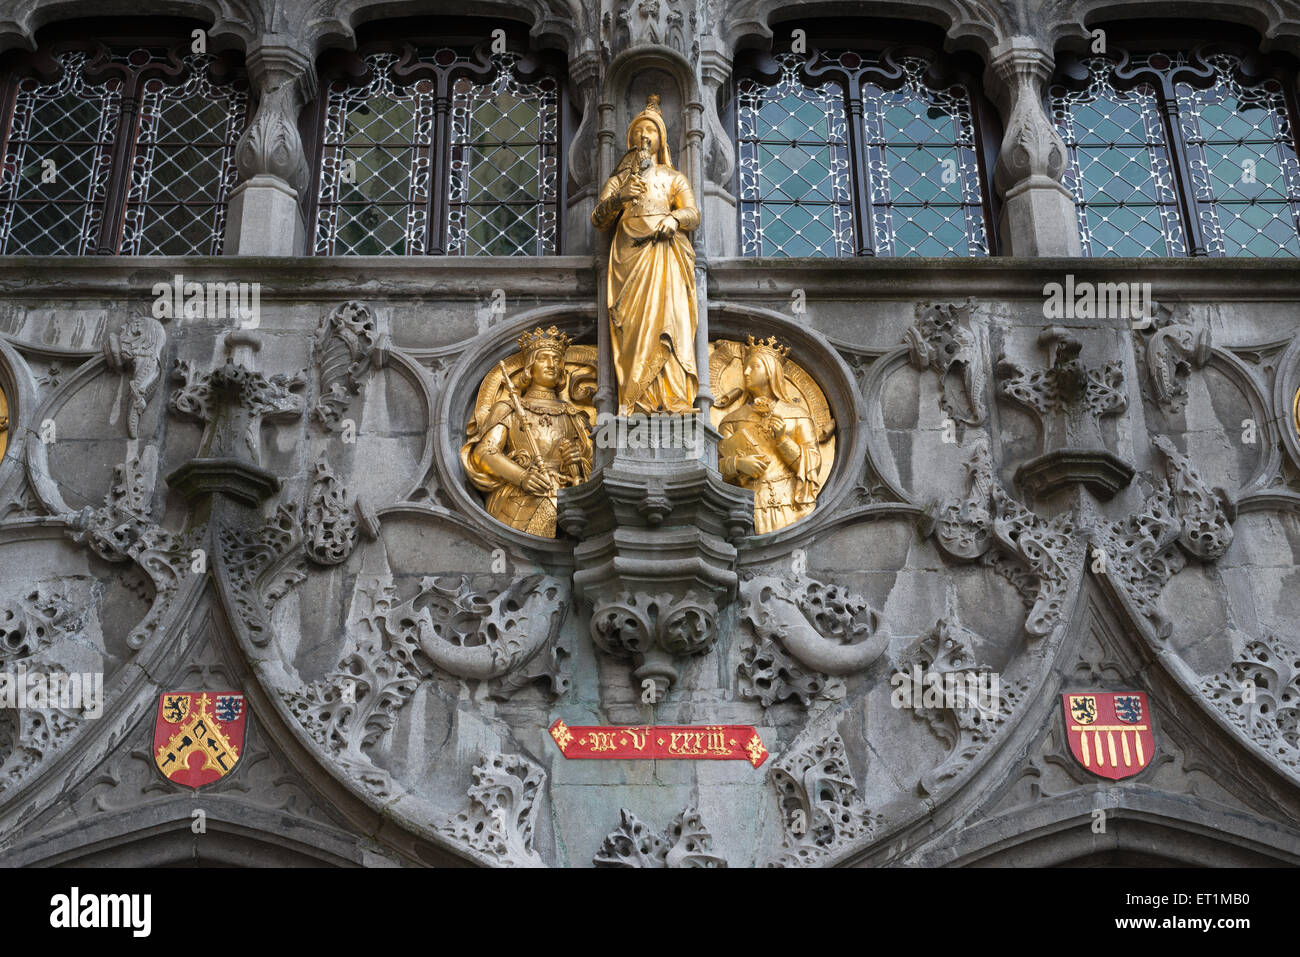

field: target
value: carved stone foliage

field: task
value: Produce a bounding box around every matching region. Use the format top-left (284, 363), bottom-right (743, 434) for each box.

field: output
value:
top-left (234, 49), bottom-right (314, 195)
top-left (738, 574), bottom-right (888, 684)
top-left (1094, 488), bottom-right (1182, 638)
top-left (738, 631), bottom-right (844, 709)
top-left (0, 588), bottom-right (88, 794)
top-left (929, 439), bottom-right (1081, 639)
top-left (439, 752), bottom-right (546, 867)
top-left (1093, 435), bottom-right (1235, 637)
top-left (996, 327), bottom-right (1132, 498)
top-left (905, 299), bottom-right (986, 425)
top-left (69, 455), bottom-right (197, 651)
top-left (1140, 305), bottom-right (1212, 414)
top-left (594, 806), bottom-right (727, 867)
top-left (1152, 435), bottom-right (1235, 561)
top-left (998, 328), bottom-right (1126, 425)
top-left (311, 301), bottom-right (380, 431)
top-left (282, 572), bottom-right (569, 794)
top-left (767, 725), bottom-right (876, 867)
top-left (899, 617), bottom-right (1030, 795)
top-left (301, 460), bottom-right (378, 566)
top-left (103, 314), bottom-right (166, 439)
top-left (219, 505), bottom-right (306, 647)
top-left (1201, 632), bottom-right (1300, 776)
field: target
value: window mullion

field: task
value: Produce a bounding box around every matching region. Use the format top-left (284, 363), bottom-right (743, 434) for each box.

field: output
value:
top-left (1156, 74), bottom-right (1208, 256)
top-left (844, 72), bottom-right (875, 256)
top-left (428, 70), bottom-right (452, 255)
top-left (97, 67), bottom-right (142, 256)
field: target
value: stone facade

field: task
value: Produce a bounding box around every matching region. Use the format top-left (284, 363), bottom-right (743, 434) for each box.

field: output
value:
top-left (1, 0), bottom-right (1300, 867)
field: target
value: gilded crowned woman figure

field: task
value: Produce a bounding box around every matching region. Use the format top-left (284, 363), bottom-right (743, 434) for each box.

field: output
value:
top-left (592, 94), bottom-right (700, 415)
top-left (461, 327), bottom-right (594, 537)
top-left (718, 337), bottom-right (823, 534)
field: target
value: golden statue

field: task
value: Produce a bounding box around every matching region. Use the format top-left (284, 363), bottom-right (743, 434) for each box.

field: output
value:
top-left (711, 337), bottom-right (836, 534)
top-left (461, 327), bottom-right (596, 537)
top-left (592, 94), bottom-right (700, 416)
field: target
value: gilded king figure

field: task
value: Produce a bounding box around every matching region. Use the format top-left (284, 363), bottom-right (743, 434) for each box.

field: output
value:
top-left (461, 327), bottom-right (594, 537)
top-left (592, 94), bottom-right (700, 416)
top-left (717, 337), bottom-right (825, 534)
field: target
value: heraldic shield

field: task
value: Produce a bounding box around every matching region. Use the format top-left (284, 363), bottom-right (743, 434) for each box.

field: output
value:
top-left (153, 692), bottom-right (246, 788)
top-left (1061, 692), bottom-right (1154, 780)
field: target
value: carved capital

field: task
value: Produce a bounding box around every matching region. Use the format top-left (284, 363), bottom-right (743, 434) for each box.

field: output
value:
top-left (235, 42), bottom-right (315, 195)
top-left (988, 39), bottom-right (1068, 198)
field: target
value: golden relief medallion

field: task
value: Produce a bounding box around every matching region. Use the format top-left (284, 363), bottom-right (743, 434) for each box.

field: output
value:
top-left (461, 327), bottom-right (597, 537)
top-left (709, 337), bottom-right (836, 534)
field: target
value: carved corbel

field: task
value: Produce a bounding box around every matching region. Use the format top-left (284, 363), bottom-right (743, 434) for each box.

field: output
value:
top-left (997, 327), bottom-right (1133, 498)
top-left (167, 330), bottom-right (305, 507)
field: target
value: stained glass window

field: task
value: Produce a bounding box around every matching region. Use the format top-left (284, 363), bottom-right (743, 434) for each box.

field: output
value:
top-left (314, 49), bottom-right (559, 256)
top-left (1052, 47), bottom-right (1300, 257)
top-left (0, 45), bottom-right (247, 256)
top-left (737, 49), bottom-right (991, 257)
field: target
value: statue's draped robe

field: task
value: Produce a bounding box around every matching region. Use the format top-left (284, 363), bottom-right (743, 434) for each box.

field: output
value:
top-left (719, 400), bottom-right (822, 534)
top-left (593, 163), bottom-right (700, 415)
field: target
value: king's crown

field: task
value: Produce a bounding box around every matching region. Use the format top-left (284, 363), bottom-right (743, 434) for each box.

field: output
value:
top-left (517, 325), bottom-right (570, 356)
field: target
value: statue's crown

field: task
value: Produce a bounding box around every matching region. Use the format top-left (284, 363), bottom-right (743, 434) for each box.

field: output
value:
top-left (746, 335), bottom-right (790, 359)
top-left (643, 93), bottom-right (661, 115)
top-left (517, 325), bottom-right (570, 355)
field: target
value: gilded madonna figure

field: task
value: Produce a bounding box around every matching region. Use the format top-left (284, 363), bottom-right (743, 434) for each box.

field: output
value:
top-left (461, 327), bottom-right (595, 537)
top-left (592, 94), bottom-right (700, 416)
top-left (717, 337), bottom-right (826, 534)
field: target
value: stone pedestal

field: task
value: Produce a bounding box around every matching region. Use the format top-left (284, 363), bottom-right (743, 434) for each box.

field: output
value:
top-left (559, 416), bottom-right (752, 697)
top-left (225, 175), bottom-right (306, 256)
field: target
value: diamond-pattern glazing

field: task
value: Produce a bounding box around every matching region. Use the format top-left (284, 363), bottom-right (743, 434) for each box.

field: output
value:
top-left (1053, 58), bottom-right (1187, 256)
top-left (738, 53), bottom-right (855, 256)
top-left (1177, 53), bottom-right (1300, 256)
top-left (0, 53), bottom-right (119, 254)
top-left (125, 55), bottom-right (247, 255)
top-left (861, 57), bottom-right (988, 257)
top-left (738, 51), bottom-right (988, 257)
top-left (448, 56), bottom-right (558, 255)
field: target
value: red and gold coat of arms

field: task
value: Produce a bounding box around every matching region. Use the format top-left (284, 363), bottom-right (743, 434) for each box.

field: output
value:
top-left (153, 691), bottom-right (246, 788)
top-left (1061, 691), bottom-right (1153, 780)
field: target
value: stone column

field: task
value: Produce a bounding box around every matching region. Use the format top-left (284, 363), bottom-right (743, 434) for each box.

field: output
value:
top-left (225, 40), bottom-right (315, 256)
top-left (698, 43), bottom-right (737, 258)
top-left (565, 51), bottom-right (602, 256)
top-left (987, 38), bottom-right (1081, 257)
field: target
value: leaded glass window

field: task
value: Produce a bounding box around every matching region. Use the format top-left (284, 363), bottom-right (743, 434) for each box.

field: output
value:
top-left (736, 47), bottom-right (993, 257)
top-left (1052, 46), bottom-right (1300, 257)
top-left (0, 43), bottom-right (248, 256)
top-left (313, 47), bottom-right (560, 256)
